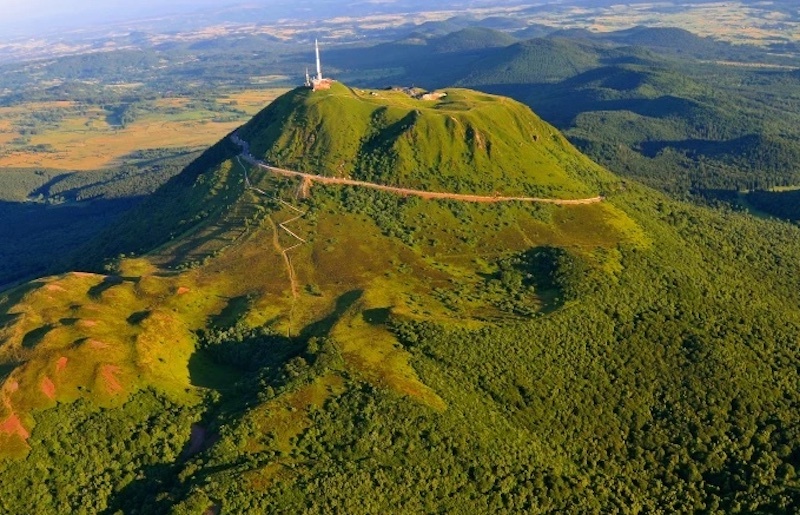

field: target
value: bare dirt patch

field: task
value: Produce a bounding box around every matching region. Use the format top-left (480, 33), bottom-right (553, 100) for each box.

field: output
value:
top-left (89, 339), bottom-right (110, 349)
top-left (56, 357), bottom-right (68, 373)
top-left (40, 377), bottom-right (55, 400)
top-left (0, 414), bottom-right (29, 439)
top-left (100, 364), bottom-right (123, 394)
top-left (176, 286), bottom-right (191, 295)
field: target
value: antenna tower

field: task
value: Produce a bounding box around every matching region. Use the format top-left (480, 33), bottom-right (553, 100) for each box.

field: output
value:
top-left (315, 39), bottom-right (323, 81)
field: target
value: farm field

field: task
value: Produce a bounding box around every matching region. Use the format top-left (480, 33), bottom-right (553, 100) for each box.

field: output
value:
top-left (0, 88), bottom-right (288, 170)
top-left (537, 1), bottom-right (800, 47)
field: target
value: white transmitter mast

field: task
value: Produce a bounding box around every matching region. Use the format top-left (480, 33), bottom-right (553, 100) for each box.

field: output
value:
top-left (306, 38), bottom-right (333, 91)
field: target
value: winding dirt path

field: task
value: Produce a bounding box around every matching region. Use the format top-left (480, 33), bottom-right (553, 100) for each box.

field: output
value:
top-left (237, 155), bottom-right (306, 300)
top-left (237, 155), bottom-right (305, 335)
top-left (231, 134), bottom-right (603, 205)
top-left (266, 215), bottom-right (299, 299)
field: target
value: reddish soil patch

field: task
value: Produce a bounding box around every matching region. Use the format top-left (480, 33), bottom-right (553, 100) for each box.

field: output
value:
top-left (41, 377), bottom-right (56, 400)
top-left (177, 287), bottom-right (191, 295)
top-left (78, 319), bottom-right (98, 328)
top-left (6, 380), bottom-right (19, 393)
top-left (56, 357), bottom-right (68, 373)
top-left (203, 505), bottom-right (221, 515)
top-left (100, 364), bottom-right (123, 394)
top-left (0, 414), bottom-right (29, 439)
top-left (45, 284), bottom-right (66, 292)
top-left (72, 272), bottom-right (97, 278)
top-left (89, 339), bottom-right (109, 349)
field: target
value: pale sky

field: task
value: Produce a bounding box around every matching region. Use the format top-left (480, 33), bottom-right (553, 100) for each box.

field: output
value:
top-left (0, 0), bottom-right (235, 37)
top-left (0, 0), bottom-right (222, 19)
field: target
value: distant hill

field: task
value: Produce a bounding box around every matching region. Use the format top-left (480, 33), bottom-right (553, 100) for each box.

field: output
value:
top-left (605, 26), bottom-right (714, 51)
top-left (513, 23), bottom-right (556, 40)
top-left (429, 27), bottom-right (517, 53)
top-left (187, 34), bottom-right (282, 51)
top-left (457, 38), bottom-right (604, 85)
top-left (544, 25), bottom-right (744, 60)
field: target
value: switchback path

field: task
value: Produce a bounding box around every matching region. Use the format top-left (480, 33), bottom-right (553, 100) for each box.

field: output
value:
top-left (231, 135), bottom-right (603, 205)
top-left (236, 155), bottom-right (305, 335)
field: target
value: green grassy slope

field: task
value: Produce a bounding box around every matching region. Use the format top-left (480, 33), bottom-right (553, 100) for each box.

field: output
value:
top-left (329, 29), bottom-right (800, 198)
top-left (240, 82), bottom-right (610, 198)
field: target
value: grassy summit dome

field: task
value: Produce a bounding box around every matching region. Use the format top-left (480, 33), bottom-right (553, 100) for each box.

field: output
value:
top-left (239, 82), bottom-right (610, 198)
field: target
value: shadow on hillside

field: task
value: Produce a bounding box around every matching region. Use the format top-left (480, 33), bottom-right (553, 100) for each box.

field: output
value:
top-left (0, 281), bottom-right (44, 311)
top-left (27, 173), bottom-right (74, 199)
top-left (88, 275), bottom-right (127, 299)
top-left (701, 188), bottom-right (800, 222)
top-left (476, 82), bottom-right (702, 127)
top-left (102, 457), bottom-right (240, 514)
top-left (518, 246), bottom-right (575, 314)
top-left (159, 220), bottom-right (247, 270)
top-left (0, 361), bottom-right (21, 381)
top-left (300, 289), bottom-right (363, 339)
top-left (21, 324), bottom-right (55, 349)
top-left (0, 198), bottom-right (141, 289)
top-left (209, 295), bottom-right (250, 329)
top-left (101, 462), bottom-right (176, 514)
top-left (188, 289), bottom-right (362, 409)
top-left (639, 134), bottom-right (794, 162)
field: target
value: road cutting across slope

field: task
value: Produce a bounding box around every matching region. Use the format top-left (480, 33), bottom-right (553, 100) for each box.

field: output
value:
top-left (231, 134), bottom-right (604, 205)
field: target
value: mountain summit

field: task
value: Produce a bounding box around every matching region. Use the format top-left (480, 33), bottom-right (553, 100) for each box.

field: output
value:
top-left (239, 82), bottom-right (608, 198)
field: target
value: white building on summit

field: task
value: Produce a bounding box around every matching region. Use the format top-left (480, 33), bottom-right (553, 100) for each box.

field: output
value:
top-left (305, 39), bottom-right (334, 91)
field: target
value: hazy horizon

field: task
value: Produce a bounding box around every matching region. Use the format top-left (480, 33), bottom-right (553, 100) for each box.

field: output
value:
top-left (0, 0), bottom-right (578, 40)
top-left (0, 0), bottom-right (783, 43)
top-left (0, 0), bottom-right (240, 38)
